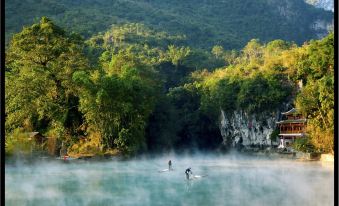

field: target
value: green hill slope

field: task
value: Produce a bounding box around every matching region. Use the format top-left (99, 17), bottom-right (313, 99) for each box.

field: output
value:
top-left (5, 0), bottom-right (333, 49)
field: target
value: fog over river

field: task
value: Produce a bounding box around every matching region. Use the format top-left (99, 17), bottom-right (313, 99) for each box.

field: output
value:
top-left (5, 153), bottom-right (334, 206)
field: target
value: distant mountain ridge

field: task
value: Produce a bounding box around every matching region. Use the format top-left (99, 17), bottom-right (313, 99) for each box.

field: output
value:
top-left (5, 0), bottom-right (333, 49)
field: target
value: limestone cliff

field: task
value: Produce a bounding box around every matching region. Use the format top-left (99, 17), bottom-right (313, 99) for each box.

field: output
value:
top-left (219, 109), bottom-right (286, 148)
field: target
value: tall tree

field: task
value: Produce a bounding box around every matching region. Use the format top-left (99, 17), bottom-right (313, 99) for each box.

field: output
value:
top-left (167, 45), bottom-right (191, 68)
top-left (211, 45), bottom-right (224, 59)
top-left (5, 17), bottom-right (89, 137)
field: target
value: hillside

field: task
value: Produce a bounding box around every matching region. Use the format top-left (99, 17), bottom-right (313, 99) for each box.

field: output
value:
top-left (5, 0), bottom-right (333, 49)
top-left (5, 16), bottom-right (333, 154)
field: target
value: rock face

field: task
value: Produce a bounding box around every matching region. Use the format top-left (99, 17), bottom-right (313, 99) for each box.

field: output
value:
top-left (311, 19), bottom-right (333, 38)
top-left (305, 0), bottom-right (334, 12)
top-left (219, 109), bottom-right (282, 148)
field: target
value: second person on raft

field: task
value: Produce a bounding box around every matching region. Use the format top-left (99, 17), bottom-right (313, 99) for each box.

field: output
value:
top-left (168, 160), bottom-right (172, 171)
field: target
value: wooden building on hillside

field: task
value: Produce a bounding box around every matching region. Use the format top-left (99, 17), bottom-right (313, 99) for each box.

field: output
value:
top-left (276, 108), bottom-right (307, 148)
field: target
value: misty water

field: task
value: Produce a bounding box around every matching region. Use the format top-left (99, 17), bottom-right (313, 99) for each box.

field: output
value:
top-left (5, 153), bottom-right (334, 206)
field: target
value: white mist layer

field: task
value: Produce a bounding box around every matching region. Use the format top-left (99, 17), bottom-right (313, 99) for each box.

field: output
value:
top-left (5, 154), bottom-right (334, 206)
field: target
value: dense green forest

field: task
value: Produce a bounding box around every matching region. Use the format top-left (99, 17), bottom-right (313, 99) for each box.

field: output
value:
top-left (5, 16), bottom-right (334, 156)
top-left (5, 0), bottom-right (333, 49)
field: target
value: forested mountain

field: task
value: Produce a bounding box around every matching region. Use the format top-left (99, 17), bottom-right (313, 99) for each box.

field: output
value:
top-left (5, 0), bottom-right (333, 49)
top-left (5, 17), bottom-right (333, 156)
top-left (5, 0), bottom-right (334, 157)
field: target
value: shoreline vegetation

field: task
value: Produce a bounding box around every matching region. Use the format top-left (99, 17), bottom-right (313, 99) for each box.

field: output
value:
top-left (5, 17), bottom-right (334, 160)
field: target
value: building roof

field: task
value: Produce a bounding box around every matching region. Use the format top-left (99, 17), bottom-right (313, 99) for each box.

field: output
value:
top-left (29, 132), bottom-right (41, 138)
top-left (281, 108), bottom-right (299, 115)
top-left (276, 119), bottom-right (307, 124)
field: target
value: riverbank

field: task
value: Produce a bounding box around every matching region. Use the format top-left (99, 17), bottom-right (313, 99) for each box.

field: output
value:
top-left (239, 146), bottom-right (334, 164)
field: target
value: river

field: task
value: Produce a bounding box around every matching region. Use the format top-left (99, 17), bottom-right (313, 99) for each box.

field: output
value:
top-left (5, 153), bottom-right (334, 206)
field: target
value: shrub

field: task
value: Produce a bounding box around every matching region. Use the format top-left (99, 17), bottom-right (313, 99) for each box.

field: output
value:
top-left (292, 137), bottom-right (316, 153)
top-left (5, 128), bottom-right (33, 156)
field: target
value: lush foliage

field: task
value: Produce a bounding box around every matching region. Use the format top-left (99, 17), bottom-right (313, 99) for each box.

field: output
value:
top-left (295, 33), bottom-right (334, 153)
top-left (198, 39), bottom-right (295, 117)
top-left (5, 17), bottom-right (89, 139)
top-left (292, 137), bottom-right (316, 153)
top-left (5, 129), bottom-right (33, 156)
top-left (5, 18), bottom-right (334, 156)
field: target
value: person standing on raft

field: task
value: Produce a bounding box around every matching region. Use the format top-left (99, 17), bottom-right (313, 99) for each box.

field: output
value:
top-left (168, 160), bottom-right (172, 170)
top-left (185, 168), bottom-right (192, 180)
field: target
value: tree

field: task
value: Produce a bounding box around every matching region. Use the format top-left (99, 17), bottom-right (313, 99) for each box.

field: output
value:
top-left (5, 17), bottom-right (89, 138)
top-left (296, 75), bottom-right (334, 153)
top-left (167, 45), bottom-right (191, 68)
top-left (295, 33), bottom-right (334, 153)
top-left (223, 50), bottom-right (239, 65)
top-left (211, 45), bottom-right (224, 59)
top-left (73, 60), bottom-right (160, 153)
top-left (242, 39), bottom-right (263, 61)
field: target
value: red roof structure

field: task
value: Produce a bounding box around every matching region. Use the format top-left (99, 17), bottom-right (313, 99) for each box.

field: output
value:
top-left (276, 108), bottom-right (307, 148)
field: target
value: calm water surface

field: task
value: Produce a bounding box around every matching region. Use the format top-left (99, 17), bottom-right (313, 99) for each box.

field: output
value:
top-left (5, 154), bottom-right (334, 206)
